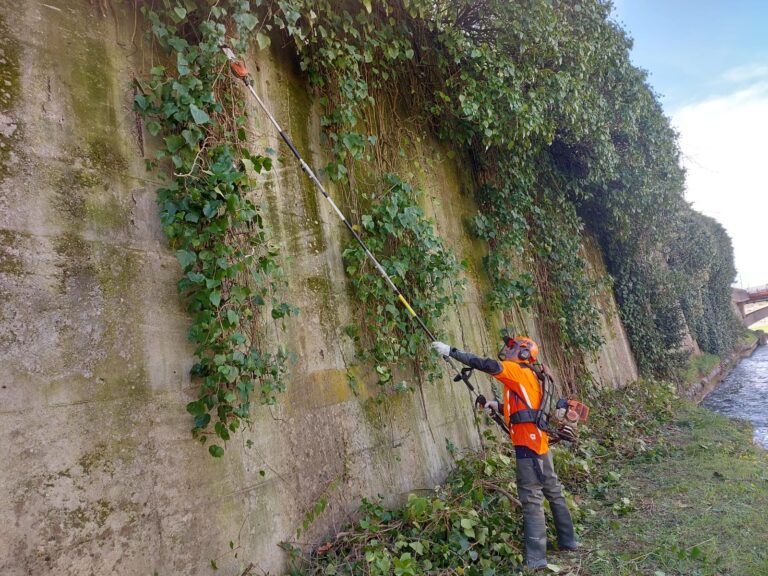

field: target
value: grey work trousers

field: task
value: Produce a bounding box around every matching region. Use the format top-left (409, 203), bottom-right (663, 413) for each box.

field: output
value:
top-left (516, 450), bottom-right (577, 569)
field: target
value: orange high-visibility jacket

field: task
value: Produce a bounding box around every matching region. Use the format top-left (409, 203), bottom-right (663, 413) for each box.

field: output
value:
top-left (493, 361), bottom-right (549, 454)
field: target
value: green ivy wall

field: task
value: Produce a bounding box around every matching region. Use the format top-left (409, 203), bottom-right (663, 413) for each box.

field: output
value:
top-left (0, 2), bottom-right (635, 574)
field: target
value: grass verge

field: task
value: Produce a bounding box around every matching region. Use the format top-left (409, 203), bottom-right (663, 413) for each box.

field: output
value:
top-left (681, 353), bottom-right (721, 386)
top-left (577, 403), bottom-right (768, 576)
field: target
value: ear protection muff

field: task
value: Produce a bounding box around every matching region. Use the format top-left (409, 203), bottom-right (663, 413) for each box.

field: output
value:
top-left (500, 337), bottom-right (531, 362)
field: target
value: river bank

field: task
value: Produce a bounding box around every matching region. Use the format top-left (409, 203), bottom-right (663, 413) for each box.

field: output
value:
top-left (577, 398), bottom-right (768, 576)
top-left (685, 335), bottom-right (761, 402)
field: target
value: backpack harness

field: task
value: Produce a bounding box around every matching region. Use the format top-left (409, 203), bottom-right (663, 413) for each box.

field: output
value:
top-left (507, 363), bottom-right (555, 433)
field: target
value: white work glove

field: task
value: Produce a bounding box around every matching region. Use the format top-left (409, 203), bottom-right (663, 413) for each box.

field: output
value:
top-left (475, 395), bottom-right (501, 417)
top-left (485, 400), bottom-right (500, 416)
top-left (431, 341), bottom-right (451, 356)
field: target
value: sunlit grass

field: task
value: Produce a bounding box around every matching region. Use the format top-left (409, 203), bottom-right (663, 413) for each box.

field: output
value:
top-left (579, 403), bottom-right (768, 576)
top-left (681, 352), bottom-right (721, 384)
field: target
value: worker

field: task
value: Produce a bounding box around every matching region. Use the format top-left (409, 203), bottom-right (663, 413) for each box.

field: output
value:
top-left (431, 336), bottom-right (578, 571)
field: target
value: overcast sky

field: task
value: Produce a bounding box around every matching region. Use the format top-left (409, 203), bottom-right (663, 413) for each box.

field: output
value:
top-left (611, 0), bottom-right (768, 289)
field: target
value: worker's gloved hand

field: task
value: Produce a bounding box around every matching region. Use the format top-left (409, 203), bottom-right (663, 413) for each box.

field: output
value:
top-left (557, 424), bottom-right (578, 443)
top-left (431, 341), bottom-right (451, 356)
top-left (485, 400), bottom-right (500, 415)
top-left (475, 395), bottom-right (501, 417)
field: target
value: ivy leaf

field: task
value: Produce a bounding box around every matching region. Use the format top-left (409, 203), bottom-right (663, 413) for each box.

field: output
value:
top-left (240, 12), bottom-right (259, 31)
top-left (146, 121), bottom-right (162, 136)
top-left (256, 32), bottom-right (271, 50)
top-left (167, 36), bottom-right (188, 52)
top-left (164, 134), bottom-right (184, 153)
top-left (241, 157), bottom-right (257, 175)
top-left (186, 400), bottom-right (206, 416)
top-left (189, 103), bottom-right (210, 125)
top-left (203, 201), bottom-right (220, 218)
top-left (215, 422), bottom-right (231, 441)
top-left (208, 444), bottom-right (225, 458)
top-left (231, 286), bottom-right (249, 303)
top-left (176, 52), bottom-right (190, 76)
top-left (173, 6), bottom-right (187, 20)
top-left (176, 249), bottom-right (197, 271)
top-left (362, 0), bottom-right (372, 14)
top-left (209, 291), bottom-right (222, 307)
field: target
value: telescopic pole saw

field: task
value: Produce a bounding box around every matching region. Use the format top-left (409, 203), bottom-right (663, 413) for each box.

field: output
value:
top-left (220, 45), bottom-right (510, 437)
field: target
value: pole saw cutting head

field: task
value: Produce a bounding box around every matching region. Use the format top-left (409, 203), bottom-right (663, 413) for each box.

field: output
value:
top-left (220, 44), bottom-right (252, 85)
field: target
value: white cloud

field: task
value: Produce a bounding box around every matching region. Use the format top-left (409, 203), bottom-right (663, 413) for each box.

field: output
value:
top-left (672, 80), bottom-right (768, 289)
top-left (720, 63), bottom-right (768, 85)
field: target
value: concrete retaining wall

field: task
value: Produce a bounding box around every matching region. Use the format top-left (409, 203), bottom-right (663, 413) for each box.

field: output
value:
top-left (0, 3), bottom-right (637, 574)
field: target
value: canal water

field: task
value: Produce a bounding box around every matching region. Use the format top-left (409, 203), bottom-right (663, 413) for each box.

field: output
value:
top-left (701, 345), bottom-right (768, 449)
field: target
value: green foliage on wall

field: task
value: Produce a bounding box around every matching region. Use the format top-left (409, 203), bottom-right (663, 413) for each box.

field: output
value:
top-left (343, 174), bottom-right (466, 388)
top-left (264, 0), bottom-right (740, 380)
top-left (135, 0), bottom-right (296, 456)
top-left (669, 212), bottom-right (742, 358)
top-left (138, 0), bottom-right (741, 436)
top-left (268, 1), bottom-right (468, 387)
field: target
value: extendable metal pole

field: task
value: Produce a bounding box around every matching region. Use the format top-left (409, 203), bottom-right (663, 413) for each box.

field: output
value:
top-left (220, 46), bottom-right (508, 436)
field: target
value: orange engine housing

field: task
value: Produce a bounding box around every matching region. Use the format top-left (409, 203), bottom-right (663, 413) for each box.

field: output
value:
top-left (565, 400), bottom-right (590, 423)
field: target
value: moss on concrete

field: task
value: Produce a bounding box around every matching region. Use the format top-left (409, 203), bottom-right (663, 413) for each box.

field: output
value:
top-left (86, 135), bottom-right (128, 174)
top-left (0, 17), bottom-right (19, 105)
top-left (306, 273), bottom-right (342, 339)
top-left (276, 48), bottom-right (326, 253)
top-left (63, 498), bottom-right (113, 531)
top-left (0, 229), bottom-right (23, 275)
top-left (68, 36), bottom-right (117, 136)
top-left (302, 368), bottom-right (352, 407)
top-left (52, 232), bottom-right (95, 293)
top-left (54, 169), bottom-right (98, 221)
top-left (0, 15), bottom-right (21, 180)
top-left (77, 443), bottom-right (111, 475)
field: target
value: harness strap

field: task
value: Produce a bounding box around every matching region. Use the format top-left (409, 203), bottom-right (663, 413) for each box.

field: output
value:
top-left (509, 408), bottom-right (539, 425)
top-left (507, 369), bottom-right (557, 436)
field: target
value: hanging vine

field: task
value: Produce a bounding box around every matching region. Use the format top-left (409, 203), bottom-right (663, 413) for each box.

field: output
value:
top-left (135, 1), bottom-right (296, 457)
top-left (269, 0), bottom-right (467, 389)
top-left (266, 0), bottom-right (740, 382)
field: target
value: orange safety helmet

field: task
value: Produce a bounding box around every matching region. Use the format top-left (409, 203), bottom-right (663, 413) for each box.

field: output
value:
top-left (499, 335), bottom-right (538, 363)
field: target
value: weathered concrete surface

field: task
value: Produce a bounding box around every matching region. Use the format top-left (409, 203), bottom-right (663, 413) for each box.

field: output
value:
top-left (0, 2), bottom-right (638, 575)
top-left (581, 236), bottom-right (639, 388)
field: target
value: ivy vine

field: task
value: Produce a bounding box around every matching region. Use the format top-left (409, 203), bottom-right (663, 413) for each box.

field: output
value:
top-left (134, 0), bottom-right (743, 451)
top-left (266, 0), bottom-right (741, 382)
top-left (342, 174), bottom-right (466, 388)
top-left (135, 0), bottom-right (296, 457)
top-left (268, 1), bottom-right (467, 388)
